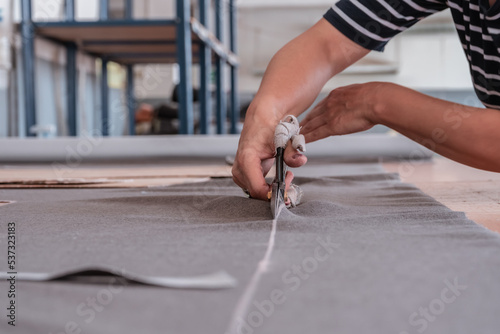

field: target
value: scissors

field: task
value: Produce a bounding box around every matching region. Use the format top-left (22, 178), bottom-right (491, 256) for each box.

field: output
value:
top-left (270, 145), bottom-right (287, 219)
top-left (268, 115), bottom-right (305, 219)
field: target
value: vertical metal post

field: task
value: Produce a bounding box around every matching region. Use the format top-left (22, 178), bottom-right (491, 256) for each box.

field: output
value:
top-left (215, 0), bottom-right (226, 134)
top-left (125, 0), bottom-right (135, 135)
top-left (126, 65), bottom-right (135, 135)
top-left (101, 59), bottom-right (109, 136)
top-left (8, 66), bottom-right (19, 137)
top-left (5, 0), bottom-right (18, 137)
top-left (100, 1), bottom-right (109, 135)
top-left (65, 0), bottom-right (75, 19)
top-left (66, 0), bottom-right (77, 136)
top-left (99, 0), bottom-right (109, 20)
top-left (229, 0), bottom-right (239, 134)
top-left (20, 0), bottom-right (36, 137)
top-left (66, 44), bottom-right (77, 136)
top-left (176, 0), bottom-right (194, 135)
top-left (199, 0), bottom-right (211, 134)
top-left (125, 0), bottom-right (133, 19)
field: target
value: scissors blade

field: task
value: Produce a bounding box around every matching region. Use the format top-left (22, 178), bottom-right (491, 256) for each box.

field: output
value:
top-left (270, 182), bottom-right (285, 219)
top-left (270, 147), bottom-right (286, 219)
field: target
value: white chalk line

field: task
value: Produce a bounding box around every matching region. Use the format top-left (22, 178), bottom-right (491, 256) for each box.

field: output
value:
top-left (225, 217), bottom-right (278, 334)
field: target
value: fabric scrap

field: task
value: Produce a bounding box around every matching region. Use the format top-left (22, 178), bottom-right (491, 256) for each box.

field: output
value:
top-left (0, 266), bottom-right (236, 289)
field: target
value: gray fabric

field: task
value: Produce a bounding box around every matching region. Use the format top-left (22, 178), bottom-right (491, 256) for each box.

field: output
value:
top-left (0, 163), bottom-right (499, 334)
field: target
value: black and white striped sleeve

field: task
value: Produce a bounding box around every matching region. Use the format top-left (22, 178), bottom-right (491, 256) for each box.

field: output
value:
top-left (324, 0), bottom-right (449, 51)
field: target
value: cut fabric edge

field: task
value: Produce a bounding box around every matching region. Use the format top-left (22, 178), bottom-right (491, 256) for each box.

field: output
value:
top-left (0, 266), bottom-right (237, 290)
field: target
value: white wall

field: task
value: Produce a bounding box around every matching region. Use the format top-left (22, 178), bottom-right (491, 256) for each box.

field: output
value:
top-left (237, 5), bottom-right (474, 93)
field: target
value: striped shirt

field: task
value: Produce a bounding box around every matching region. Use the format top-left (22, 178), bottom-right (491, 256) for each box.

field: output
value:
top-left (324, 0), bottom-right (500, 109)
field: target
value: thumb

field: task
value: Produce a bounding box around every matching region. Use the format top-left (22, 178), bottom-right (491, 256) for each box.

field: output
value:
top-left (283, 144), bottom-right (307, 168)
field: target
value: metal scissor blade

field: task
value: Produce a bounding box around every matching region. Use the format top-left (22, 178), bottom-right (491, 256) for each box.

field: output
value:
top-left (270, 182), bottom-right (285, 219)
top-left (270, 146), bottom-right (286, 219)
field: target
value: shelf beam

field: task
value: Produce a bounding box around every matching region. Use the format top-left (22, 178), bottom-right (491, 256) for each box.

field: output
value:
top-left (65, 0), bottom-right (75, 20)
top-left (21, 0), bottom-right (36, 137)
top-left (199, 0), bottom-right (211, 134)
top-left (101, 59), bottom-right (109, 136)
top-left (125, 0), bottom-right (135, 136)
top-left (125, 0), bottom-right (133, 19)
top-left (176, 0), bottom-right (194, 134)
top-left (126, 65), bottom-right (135, 136)
top-left (215, 0), bottom-right (226, 135)
top-left (65, 0), bottom-right (77, 136)
top-left (229, 0), bottom-right (239, 134)
top-left (99, 1), bottom-right (109, 136)
top-left (100, 0), bottom-right (109, 20)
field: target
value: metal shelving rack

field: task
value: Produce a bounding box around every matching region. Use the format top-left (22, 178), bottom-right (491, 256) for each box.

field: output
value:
top-left (20, 0), bottom-right (239, 136)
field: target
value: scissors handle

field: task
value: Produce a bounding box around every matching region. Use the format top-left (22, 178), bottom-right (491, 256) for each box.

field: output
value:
top-left (275, 147), bottom-right (285, 184)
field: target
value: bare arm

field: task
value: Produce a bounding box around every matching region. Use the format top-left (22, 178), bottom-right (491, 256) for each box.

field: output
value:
top-left (251, 19), bottom-right (368, 119)
top-left (378, 84), bottom-right (500, 172)
top-left (232, 19), bottom-right (370, 199)
top-left (301, 82), bottom-right (500, 172)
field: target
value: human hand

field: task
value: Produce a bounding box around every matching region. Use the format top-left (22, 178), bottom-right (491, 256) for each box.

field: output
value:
top-left (300, 83), bottom-right (382, 143)
top-left (232, 107), bottom-right (308, 201)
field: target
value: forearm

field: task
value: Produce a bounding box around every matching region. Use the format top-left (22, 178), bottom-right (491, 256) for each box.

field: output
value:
top-left (374, 83), bottom-right (500, 172)
top-left (247, 19), bottom-right (368, 126)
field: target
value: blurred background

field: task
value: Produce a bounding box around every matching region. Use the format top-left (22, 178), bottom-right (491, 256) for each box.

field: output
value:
top-left (0, 0), bottom-right (483, 138)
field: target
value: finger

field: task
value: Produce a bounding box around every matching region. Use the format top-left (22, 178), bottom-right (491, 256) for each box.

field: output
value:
top-left (303, 124), bottom-right (335, 143)
top-left (300, 112), bottom-right (330, 136)
top-left (301, 117), bottom-right (326, 137)
top-left (237, 154), bottom-right (272, 200)
top-left (231, 167), bottom-right (246, 189)
top-left (261, 157), bottom-right (275, 178)
top-left (285, 170), bottom-right (294, 189)
top-left (301, 96), bottom-right (327, 122)
top-left (235, 157), bottom-right (274, 199)
top-left (283, 143), bottom-right (307, 168)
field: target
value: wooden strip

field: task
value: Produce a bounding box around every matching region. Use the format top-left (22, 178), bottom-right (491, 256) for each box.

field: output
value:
top-left (109, 56), bottom-right (201, 65)
top-left (37, 25), bottom-right (185, 42)
top-left (0, 177), bottom-right (211, 189)
top-left (83, 43), bottom-right (201, 54)
top-left (0, 165), bottom-right (231, 181)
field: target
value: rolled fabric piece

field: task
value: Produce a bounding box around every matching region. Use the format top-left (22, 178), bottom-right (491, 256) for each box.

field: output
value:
top-left (287, 183), bottom-right (303, 208)
top-left (0, 266), bottom-right (237, 290)
top-left (274, 115), bottom-right (301, 150)
top-left (291, 134), bottom-right (306, 153)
